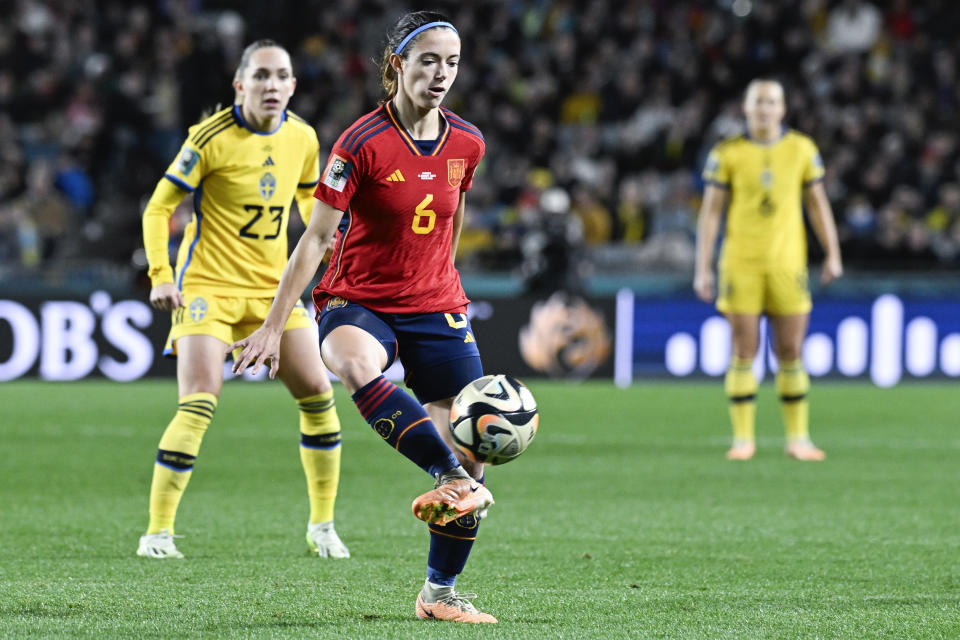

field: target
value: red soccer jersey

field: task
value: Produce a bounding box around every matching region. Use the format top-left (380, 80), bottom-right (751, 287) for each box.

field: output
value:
top-left (312, 101), bottom-right (485, 314)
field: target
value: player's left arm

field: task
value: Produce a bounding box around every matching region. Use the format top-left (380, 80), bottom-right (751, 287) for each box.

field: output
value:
top-left (293, 136), bottom-right (334, 257)
top-left (452, 139), bottom-right (483, 263)
top-left (803, 181), bottom-right (843, 285)
top-left (295, 189), bottom-right (317, 227)
top-left (292, 191), bottom-right (335, 263)
top-left (296, 139), bottom-right (321, 227)
top-left (450, 192), bottom-right (466, 262)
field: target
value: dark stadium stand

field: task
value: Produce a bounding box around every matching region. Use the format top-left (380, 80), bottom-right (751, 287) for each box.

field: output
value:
top-left (2, 0), bottom-right (960, 285)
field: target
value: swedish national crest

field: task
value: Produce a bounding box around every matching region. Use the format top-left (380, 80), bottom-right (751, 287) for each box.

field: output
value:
top-left (188, 297), bottom-right (208, 322)
top-left (259, 172), bottom-right (276, 200)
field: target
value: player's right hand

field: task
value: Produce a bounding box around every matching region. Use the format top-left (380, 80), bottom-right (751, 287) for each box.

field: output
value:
top-left (693, 270), bottom-right (715, 303)
top-left (149, 283), bottom-right (184, 311)
top-left (820, 254), bottom-right (844, 286)
top-left (229, 326), bottom-right (283, 379)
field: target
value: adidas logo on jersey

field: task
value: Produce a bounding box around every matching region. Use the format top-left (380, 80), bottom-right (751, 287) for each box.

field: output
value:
top-left (263, 156), bottom-right (275, 166)
top-left (386, 170), bottom-right (405, 182)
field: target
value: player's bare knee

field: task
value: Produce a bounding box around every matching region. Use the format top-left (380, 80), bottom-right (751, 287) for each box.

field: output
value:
top-left (731, 339), bottom-right (758, 360)
top-left (281, 373), bottom-right (332, 398)
top-left (312, 377), bottom-right (333, 395)
top-left (732, 347), bottom-right (756, 361)
top-left (729, 332), bottom-right (759, 359)
top-left (330, 355), bottom-right (381, 393)
top-left (776, 346), bottom-right (802, 362)
top-left (178, 375), bottom-right (222, 398)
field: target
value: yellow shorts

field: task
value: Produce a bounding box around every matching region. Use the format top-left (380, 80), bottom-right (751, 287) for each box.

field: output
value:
top-left (716, 265), bottom-right (812, 316)
top-left (164, 292), bottom-right (315, 356)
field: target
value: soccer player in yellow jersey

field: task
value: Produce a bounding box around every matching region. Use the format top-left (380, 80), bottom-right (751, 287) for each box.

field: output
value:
top-left (694, 79), bottom-right (843, 462)
top-left (136, 40), bottom-right (349, 558)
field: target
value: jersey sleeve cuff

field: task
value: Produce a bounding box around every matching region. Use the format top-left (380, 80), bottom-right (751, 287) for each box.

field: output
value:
top-left (164, 174), bottom-right (196, 192)
top-left (312, 191), bottom-right (347, 213)
top-left (298, 179), bottom-right (320, 189)
top-left (803, 176), bottom-right (825, 187)
top-left (148, 266), bottom-right (175, 288)
top-left (703, 178), bottom-right (730, 189)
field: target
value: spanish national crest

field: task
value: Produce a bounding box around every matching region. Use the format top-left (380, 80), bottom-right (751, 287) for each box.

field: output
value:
top-left (326, 297), bottom-right (349, 310)
top-left (447, 159), bottom-right (465, 187)
top-left (373, 418), bottom-right (394, 439)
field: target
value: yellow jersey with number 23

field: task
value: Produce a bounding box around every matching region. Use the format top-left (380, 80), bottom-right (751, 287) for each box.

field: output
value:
top-left (149, 105), bottom-right (320, 297)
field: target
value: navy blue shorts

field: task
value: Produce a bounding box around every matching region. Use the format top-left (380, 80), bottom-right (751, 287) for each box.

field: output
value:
top-left (316, 297), bottom-right (483, 404)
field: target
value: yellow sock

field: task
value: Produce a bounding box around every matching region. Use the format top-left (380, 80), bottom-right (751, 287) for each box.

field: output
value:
top-left (147, 392), bottom-right (217, 534)
top-left (725, 357), bottom-right (757, 443)
top-left (776, 360), bottom-right (810, 443)
top-left (298, 390), bottom-right (342, 524)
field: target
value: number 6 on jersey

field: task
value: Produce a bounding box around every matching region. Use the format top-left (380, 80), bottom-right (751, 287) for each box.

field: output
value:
top-left (412, 194), bottom-right (436, 234)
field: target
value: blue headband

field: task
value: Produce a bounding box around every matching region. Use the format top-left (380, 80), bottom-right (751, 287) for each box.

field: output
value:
top-left (394, 21), bottom-right (458, 54)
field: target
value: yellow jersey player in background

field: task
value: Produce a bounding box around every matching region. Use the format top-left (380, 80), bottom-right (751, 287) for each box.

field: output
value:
top-left (137, 39), bottom-right (349, 558)
top-left (694, 78), bottom-right (843, 462)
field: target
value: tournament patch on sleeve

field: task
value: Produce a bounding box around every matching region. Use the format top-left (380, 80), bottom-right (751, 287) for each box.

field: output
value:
top-left (322, 154), bottom-right (352, 193)
top-left (702, 151), bottom-right (720, 179)
top-left (176, 148), bottom-right (200, 176)
top-left (812, 152), bottom-right (825, 171)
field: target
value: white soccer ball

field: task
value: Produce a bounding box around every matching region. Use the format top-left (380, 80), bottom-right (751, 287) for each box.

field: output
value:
top-left (449, 374), bottom-right (539, 465)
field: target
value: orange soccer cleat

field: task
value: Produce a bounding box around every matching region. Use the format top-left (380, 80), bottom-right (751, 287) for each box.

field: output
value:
top-left (412, 476), bottom-right (493, 525)
top-left (786, 440), bottom-right (826, 461)
top-left (726, 440), bottom-right (756, 461)
top-left (416, 586), bottom-right (497, 624)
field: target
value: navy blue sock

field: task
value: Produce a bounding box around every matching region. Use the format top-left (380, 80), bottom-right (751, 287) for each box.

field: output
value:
top-left (352, 376), bottom-right (459, 477)
top-left (427, 514), bottom-right (480, 587)
top-left (426, 474), bottom-right (484, 587)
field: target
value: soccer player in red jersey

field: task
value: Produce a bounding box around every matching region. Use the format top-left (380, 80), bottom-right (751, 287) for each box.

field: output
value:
top-left (231, 12), bottom-right (497, 623)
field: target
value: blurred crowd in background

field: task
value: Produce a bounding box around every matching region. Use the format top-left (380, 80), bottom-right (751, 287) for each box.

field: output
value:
top-left (2, 0), bottom-right (960, 292)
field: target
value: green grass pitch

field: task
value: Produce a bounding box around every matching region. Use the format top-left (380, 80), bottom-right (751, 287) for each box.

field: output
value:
top-left (2, 379), bottom-right (959, 639)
